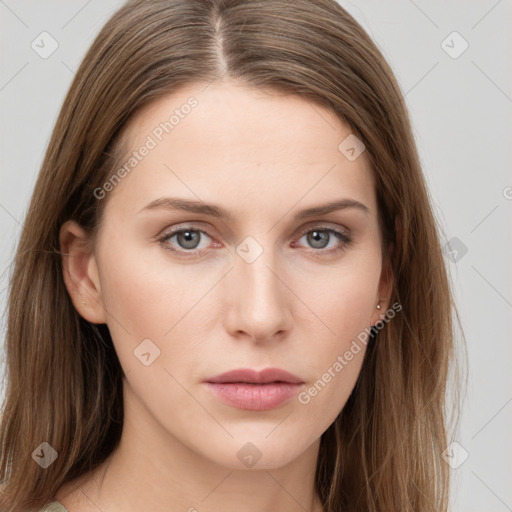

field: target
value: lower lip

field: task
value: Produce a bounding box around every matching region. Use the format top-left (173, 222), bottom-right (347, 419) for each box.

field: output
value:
top-left (204, 382), bottom-right (303, 411)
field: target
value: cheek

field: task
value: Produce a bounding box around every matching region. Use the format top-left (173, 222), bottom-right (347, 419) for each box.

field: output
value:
top-left (97, 233), bottom-right (194, 328)
top-left (295, 343), bottom-right (366, 438)
top-left (293, 253), bottom-right (381, 343)
top-left (95, 237), bottom-right (222, 377)
top-left (288, 258), bottom-right (380, 424)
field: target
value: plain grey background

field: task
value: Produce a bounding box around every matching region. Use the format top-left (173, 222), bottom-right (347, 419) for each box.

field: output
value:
top-left (0, 1), bottom-right (511, 511)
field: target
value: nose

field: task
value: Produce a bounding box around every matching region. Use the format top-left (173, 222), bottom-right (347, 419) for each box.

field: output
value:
top-left (223, 247), bottom-right (293, 343)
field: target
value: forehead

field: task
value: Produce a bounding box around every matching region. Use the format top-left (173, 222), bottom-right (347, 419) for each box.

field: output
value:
top-left (108, 80), bottom-right (377, 214)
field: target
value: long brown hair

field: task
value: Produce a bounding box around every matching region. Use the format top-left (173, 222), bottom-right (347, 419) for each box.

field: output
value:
top-left (0, 0), bottom-right (462, 510)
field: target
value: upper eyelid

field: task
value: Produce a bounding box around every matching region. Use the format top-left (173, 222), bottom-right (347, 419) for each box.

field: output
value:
top-left (159, 222), bottom-right (351, 246)
top-left (159, 220), bottom-right (350, 235)
top-left (295, 222), bottom-right (350, 235)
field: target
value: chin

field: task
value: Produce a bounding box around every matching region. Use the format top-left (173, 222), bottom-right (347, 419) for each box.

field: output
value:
top-left (194, 433), bottom-right (316, 471)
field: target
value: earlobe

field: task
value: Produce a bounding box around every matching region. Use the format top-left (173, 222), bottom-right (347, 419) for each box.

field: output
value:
top-left (370, 248), bottom-right (395, 327)
top-left (59, 220), bottom-right (107, 324)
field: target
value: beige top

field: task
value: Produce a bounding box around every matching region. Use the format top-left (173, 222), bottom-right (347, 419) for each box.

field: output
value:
top-left (38, 500), bottom-right (69, 512)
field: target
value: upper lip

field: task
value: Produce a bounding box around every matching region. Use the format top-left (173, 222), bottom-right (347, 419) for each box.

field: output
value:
top-left (205, 368), bottom-right (304, 384)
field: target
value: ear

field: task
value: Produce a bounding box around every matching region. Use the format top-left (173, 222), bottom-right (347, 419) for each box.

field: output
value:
top-left (370, 242), bottom-right (395, 327)
top-left (59, 220), bottom-right (107, 324)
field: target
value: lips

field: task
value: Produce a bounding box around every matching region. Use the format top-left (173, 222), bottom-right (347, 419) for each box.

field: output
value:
top-left (204, 368), bottom-right (304, 411)
top-left (205, 367), bottom-right (304, 385)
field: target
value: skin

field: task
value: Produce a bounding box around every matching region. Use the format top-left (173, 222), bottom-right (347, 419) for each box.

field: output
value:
top-left (58, 79), bottom-right (393, 512)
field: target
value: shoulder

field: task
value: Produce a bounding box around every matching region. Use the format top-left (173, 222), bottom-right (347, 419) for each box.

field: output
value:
top-left (38, 500), bottom-right (69, 512)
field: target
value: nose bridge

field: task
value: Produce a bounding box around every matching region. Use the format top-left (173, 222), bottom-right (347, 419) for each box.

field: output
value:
top-left (224, 234), bottom-right (292, 340)
top-left (240, 248), bottom-right (280, 302)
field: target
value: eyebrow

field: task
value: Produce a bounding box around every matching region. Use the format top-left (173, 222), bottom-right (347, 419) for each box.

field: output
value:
top-left (138, 197), bottom-right (369, 221)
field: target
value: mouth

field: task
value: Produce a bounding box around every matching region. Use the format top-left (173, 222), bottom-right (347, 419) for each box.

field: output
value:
top-left (203, 368), bottom-right (304, 411)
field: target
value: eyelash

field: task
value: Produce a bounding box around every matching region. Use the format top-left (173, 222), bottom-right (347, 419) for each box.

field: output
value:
top-left (158, 224), bottom-right (353, 259)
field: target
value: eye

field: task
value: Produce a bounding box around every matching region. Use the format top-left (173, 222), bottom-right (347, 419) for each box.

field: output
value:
top-left (293, 226), bottom-right (352, 255)
top-left (158, 226), bottom-right (214, 258)
top-left (158, 224), bottom-right (352, 259)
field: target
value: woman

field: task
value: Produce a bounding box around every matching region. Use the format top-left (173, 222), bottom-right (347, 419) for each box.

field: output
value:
top-left (0, 0), bottom-right (461, 510)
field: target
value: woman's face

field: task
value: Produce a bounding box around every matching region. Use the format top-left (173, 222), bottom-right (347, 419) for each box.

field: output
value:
top-left (72, 80), bottom-right (391, 470)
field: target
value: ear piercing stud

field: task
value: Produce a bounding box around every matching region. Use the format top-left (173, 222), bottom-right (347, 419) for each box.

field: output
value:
top-left (376, 304), bottom-right (381, 310)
